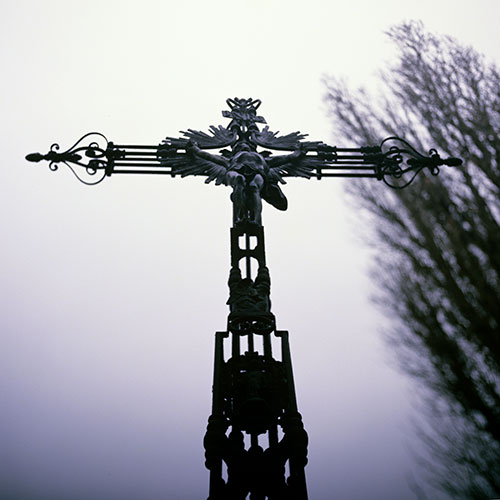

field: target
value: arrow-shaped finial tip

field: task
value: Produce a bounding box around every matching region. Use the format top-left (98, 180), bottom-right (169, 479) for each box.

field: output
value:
top-left (444, 157), bottom-right (463, 167)
top-left (26, 153), bottom-right (43, 162)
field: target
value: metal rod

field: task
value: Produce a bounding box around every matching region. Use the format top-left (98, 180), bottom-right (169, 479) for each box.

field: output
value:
top-left (112, 170), bottom-right (174, 174)
top-left (247, 333), bottom-right (254, 353)
top-left (232, 332), bottom-right (240, 359)
top-left (114, 144), bottom-right (161, 149)
top-left (111, 170), bottom-right (380, 178)
top-left (283, 172), bottom-right (379, 178)
top-left (330, 147), bottom-right (379, 152)
top-left (116, 157), bottom-right (162, 162)
top-left (268, 424), bottom-right (278, 447)
top-left (251, 433), bottom-right (258, 448)
top-left (245, 233), bottom-right (251, 279)
top-left (113, 162), bottom-right (380, 169)
top-left (313, 173), bottom-right (379, 178)
top-left (114, 144), bottom-right (378, 153)
top-left (263, 334), bottom-right (272, 358)
top-left (113, 162), bottom-right (165, 167)
top-left (317, 163), bottom-right (380, 167)
top-left (276, 330), bottom-right (298, 412)
top-left (119, 151), bottom-right (159, 156)
top-left (212, 331), bottom-right (226, 415)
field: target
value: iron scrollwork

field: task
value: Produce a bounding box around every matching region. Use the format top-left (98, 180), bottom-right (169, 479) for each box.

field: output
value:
top-left (26, 132), bottom-right (122, 185)
top-left (370, 136), bottom-right (463, 189)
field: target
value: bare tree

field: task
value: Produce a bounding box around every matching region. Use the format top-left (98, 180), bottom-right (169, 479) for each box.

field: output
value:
top-left (324, 21), bottom-right (500, 499)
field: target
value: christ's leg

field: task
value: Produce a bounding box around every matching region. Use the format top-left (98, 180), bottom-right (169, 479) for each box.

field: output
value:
top-left (248, 175), bottom-right (264, 225)
top-left (227, 171), bottom-right (246, 223)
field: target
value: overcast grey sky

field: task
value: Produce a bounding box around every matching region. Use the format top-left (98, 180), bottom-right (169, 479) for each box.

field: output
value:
top-left (2, 1), bottom-right (499, 499)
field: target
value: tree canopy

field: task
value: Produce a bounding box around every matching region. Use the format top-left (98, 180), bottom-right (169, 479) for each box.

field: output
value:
top-left (324, 21), bottom-right (500, 499)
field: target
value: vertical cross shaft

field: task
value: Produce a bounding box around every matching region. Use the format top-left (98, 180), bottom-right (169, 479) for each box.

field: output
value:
top-left (203, 216), bottom-right (309, 500)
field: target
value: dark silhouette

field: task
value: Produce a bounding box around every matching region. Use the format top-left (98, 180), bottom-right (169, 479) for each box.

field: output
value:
top-left (27, 96), bottom-right (462, 499)
top-left (324, 21), bottom-right (500, 500)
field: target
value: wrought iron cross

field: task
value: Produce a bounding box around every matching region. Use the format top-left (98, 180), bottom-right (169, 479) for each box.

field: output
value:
top-left (27, 97), bottom-right (461, 500)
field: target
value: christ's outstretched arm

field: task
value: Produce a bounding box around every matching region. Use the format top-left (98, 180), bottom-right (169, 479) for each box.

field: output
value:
top-left (186, 141), bottom-right (229, 168)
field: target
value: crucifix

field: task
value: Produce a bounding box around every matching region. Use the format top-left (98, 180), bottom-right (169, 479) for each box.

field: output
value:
top-left (27, 97), bottom-right (461, 500)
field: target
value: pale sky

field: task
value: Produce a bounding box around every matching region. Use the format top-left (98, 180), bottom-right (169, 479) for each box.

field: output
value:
top-left (1, 1), bottom-right (499, 499)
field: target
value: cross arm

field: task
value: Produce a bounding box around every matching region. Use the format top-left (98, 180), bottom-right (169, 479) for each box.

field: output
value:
top-left (25, 132), bottom-right (178, 185)
top-left (26, 132), bottom-right (461, 189)
top-left (288, 136), bottom-right (462, 188)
